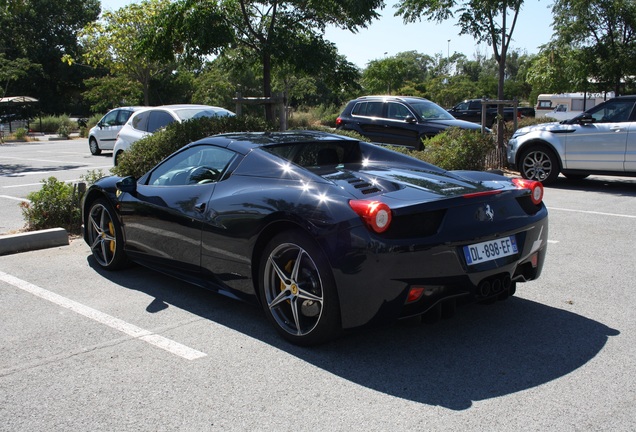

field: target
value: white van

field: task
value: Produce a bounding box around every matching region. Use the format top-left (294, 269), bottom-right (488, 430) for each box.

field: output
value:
top-left (535, 92), bottom-right (614, 121)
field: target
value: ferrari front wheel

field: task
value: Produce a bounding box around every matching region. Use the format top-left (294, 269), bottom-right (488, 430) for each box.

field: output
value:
top-left (87, 198), bottom-right (128, 270)
top-left (259, 230), bottom-right (341, 346)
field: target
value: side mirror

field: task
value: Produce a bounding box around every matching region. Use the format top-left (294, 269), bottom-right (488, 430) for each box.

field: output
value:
top-left (116, 176), bottom-right (137, 194)
top-left (578, 113), bottom-right (594, 124)
top-left (404, 115), bottom-right (417, 124)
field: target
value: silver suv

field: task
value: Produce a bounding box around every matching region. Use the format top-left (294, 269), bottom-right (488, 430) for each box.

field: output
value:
top-left (507, 95), bottom-right (636, 184)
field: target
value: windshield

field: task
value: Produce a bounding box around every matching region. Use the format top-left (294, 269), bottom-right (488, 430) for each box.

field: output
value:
top-left (409, 101), bottom-right (456, 120)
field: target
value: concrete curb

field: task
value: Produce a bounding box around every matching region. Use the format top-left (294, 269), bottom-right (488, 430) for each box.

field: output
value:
top-left (0, 228), bottom-right (69, 256)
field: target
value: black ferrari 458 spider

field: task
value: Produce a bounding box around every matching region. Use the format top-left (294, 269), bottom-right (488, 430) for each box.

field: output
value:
top-left (82, 131), bottom-right (548, 345)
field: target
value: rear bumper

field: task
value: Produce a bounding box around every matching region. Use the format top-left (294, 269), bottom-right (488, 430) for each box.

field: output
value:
top-left (328, 214), bottom-right (549, 329)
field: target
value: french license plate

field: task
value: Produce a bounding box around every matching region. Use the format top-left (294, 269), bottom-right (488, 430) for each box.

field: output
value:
top-left (463, 236), bottom-right (518, 265)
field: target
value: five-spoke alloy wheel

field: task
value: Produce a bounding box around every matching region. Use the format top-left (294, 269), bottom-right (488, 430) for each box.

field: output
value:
top-left (259, 230), bottom-right (340, 345)
top-left (87, 199), bottom-right (128, 270)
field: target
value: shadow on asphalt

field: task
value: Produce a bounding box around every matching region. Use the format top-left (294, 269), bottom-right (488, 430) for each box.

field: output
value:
top-left (547, 175), bottom-right (636, 197)
top-left (87, 256), bottom-right (619, 411)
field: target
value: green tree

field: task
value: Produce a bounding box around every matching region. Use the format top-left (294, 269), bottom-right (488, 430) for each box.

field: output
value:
top-left (550, 0), bottom-right (636, 94)
top-left (525, 43), bottom-right (585, 101)
top-left (0, 54), bottom-right (40, 98)
top-left (81, 75), bottom-right (144, 113)
top-left (362, 51), bottom-right (433, 95)
top-left (0, 0), bottom-right (100, 113)
top-left (67, 0), bottom-right (173, 105)
top-left (396, 0), bottom-right (525, 157)
top-left (146, 0), bottom-right (384, 122)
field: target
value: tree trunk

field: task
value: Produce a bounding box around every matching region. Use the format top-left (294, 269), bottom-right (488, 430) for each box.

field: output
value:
top-left (495, 9), bottom-right (508, 169)
top-left (263, 51), bottom-right (274, 123)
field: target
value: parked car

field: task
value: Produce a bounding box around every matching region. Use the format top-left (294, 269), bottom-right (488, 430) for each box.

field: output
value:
top-left (88, 106), bottom-right (145, 155)
top-left (448, 99), bottom-right (533, 125)
top-left (335, 96), bottom-right (483, 150)
top-left (508, 95), bottom-right (636, 184)
top-left (83, 131), bottom-right (548, 345)
top-left (112, 104), bottom-right (235, 165)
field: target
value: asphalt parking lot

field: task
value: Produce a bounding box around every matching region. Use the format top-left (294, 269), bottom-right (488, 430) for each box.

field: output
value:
top-left (1, 138), bottom-right (635, 431)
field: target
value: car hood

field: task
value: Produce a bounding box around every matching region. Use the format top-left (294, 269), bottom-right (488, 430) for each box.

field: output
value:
top-left (514, 121), bottom-right (570, 134)
top-left (319, 164), bottom-right (507, 203)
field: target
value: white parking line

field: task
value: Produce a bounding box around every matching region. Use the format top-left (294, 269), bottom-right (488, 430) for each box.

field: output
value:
top-left (547, 206), bottom-right (636, 219)
top-left (0, 195), bottom-right (29, 202)
top-left (0, 270), bottom-right (207, 361)
top-left (1, 178), bottom-right (83, 189)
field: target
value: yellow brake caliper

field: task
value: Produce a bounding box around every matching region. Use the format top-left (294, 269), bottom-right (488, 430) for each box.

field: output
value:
top-left (108, 221), bottom-right (116, 254)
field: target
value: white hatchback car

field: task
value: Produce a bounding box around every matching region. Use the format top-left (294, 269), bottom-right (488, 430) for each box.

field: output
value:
top-left (88, 106), bottom-right (145, 155)
top-left (113, 104), bottom-right (235, 165)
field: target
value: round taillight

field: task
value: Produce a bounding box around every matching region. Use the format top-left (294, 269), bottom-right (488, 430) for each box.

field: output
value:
top-left (530, 181), bottom-right (544, 204)
top-left (349, 200), bottom-right (393, 233)
top-left (512, 178), bottom-right (544, 205)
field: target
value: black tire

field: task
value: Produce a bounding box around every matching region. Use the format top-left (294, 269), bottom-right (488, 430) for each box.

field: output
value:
top-left (258, 230), bottom-right (341, 346)
top-left (86, 198), bottom-right (129, 270)
top-left (89, 138), bottom-right (101, 155)
top-left (114, 151), bottom-right (123, 166)
top-left (519, 145), bottom-right (560, 184)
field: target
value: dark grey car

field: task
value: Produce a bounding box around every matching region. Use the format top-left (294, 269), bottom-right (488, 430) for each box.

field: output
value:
top-left (336, 96), bottom-right (484, 150)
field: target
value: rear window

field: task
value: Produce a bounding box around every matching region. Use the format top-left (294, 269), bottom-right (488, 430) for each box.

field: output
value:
top-left (147, 111), bottom-right (175, 133)
top-left (131, 111), bottom-right (150, 131)
top-left (265, 141), bottom-right (363, 167)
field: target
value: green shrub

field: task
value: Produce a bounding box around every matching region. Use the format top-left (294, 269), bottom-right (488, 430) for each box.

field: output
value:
top-left (112, 115), bottom-right (276, 178)
top-left (14, 128), bottom-right (28, 140)
top-left (421, 128), bottom-right (496, 171)
top-left (29, 115), bottom-right (75, 134)
top-left (20, 170), bottom-right (106, 234)
top-left (57, 123), bottom-right (71, 138)
top-left (493, 116), bottom-right (557, 146)
top-left (20, 177), bottom-right (82, 233)
top-left (287, 111), bottom-right (314, 128)
top-left (320, 113), bottom-right (340, 127)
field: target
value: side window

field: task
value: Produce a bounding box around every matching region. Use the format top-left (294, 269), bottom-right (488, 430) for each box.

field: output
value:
top-left (148, 145), bottom-right (236, 186)
top-left (117, 109), bottom-right (134, 125)
top-left (589, 100), bottom-right (636, 123)
top-left (147, 111), bottom-right (175, 133)
top-left (351, 102), bottom-right (367, 116)
top-left (352, 101), bottom-right (383, 117)
top-left (131, 111), bottom-right (150, 131)
top-left (538, 100), bottom-right (552, 108)
top-left (101, 111), bottom-right (118, 126)
top-left (455, 102), bottom-right (469, 110)
top-left (387, 103), bottom-right (412, 120)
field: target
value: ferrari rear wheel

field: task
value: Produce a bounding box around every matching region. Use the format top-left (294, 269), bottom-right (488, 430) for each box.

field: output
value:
top-left (259, 230), bottom-right (341, 346)
top-left (87, 198), bottom-right (128, 270)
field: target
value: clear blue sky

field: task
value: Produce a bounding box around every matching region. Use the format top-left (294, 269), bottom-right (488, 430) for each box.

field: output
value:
top-left (100, 0), bottom-right (555, 68)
